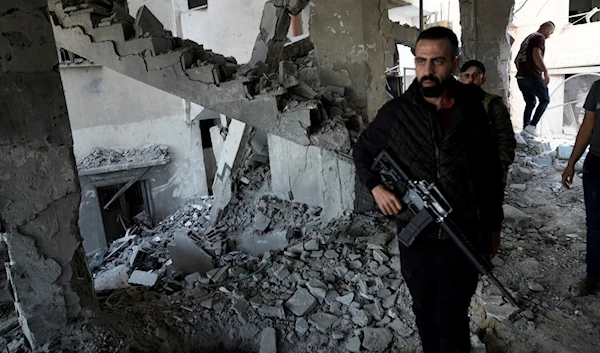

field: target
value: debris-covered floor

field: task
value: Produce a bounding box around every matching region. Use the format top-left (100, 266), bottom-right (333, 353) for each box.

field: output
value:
top-left (2, 133), bottom-right (600, 353)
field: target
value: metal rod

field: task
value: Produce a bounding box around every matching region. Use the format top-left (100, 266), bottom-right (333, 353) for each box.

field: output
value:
top-left (419, 0), bottom-right (424, 32)
top-left (103, 167), bottom-right (150, 210)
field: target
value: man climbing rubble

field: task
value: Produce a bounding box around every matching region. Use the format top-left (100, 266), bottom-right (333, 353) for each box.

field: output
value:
top-left (562, 79), bottom-right (600, 296)
top-left (352, 27), bottom-right (504, 353)
top-left (459, 59), bottom-right (516, 184)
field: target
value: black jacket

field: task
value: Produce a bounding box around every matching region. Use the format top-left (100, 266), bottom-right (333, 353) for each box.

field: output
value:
top-left (484, 92), bottom-right (516, 170)
top-left (352, 78), bottom-right (504, 253)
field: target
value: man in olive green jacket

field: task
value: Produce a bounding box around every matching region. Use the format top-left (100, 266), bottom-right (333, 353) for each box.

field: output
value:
top-left (460, 60), bottom-right (516, 183)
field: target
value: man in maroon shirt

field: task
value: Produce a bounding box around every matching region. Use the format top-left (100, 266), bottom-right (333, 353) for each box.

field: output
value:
top-left (515, 21), bottom-right (555, 136)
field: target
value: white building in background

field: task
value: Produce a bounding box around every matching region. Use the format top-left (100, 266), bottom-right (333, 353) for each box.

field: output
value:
top-left (509, 0), bottom-right (600, 136)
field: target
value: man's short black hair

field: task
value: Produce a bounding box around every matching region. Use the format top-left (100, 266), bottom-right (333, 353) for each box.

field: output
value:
top-left (541, 21), bottom-right (555, 28)
top-left (416, 26), bottom-right (459, 58)
top-left (460, 60), bottom-right (486, 75)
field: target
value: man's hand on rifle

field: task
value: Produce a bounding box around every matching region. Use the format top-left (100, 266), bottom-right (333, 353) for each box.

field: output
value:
top-left (490, 231), bottom-right (501, 259)
top-left (372, 185), bottom-right (402, 215)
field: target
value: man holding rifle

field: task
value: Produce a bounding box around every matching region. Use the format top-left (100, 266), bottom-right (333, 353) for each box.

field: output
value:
top-left (353, 27), bottom-right (505, 353)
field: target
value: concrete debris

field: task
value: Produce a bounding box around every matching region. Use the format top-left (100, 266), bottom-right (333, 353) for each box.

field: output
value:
top-left (295, 317), bottom-right (309, 336)
top-left (77, 145), bottom-right (170, 174)
top-left (259, 327), bottom-right (277, 353)
top-left (134, 6), bottom-right (165, 38)
top-left (308, 312), bottom-right (339, 332)
top-left (169, 230), bottom-right (215, 275)
top-left (485, 304), bottom-right (519, 321)
top-left (470, 335), bottom-right (486, 353)
top-left (286, 288), bottom-right (317, 316)
top-left (362, 327), bottom-right (393, 352)
top-left (345, 336), bottom-right (362, 352)
top-left (388, 318), bottom-right (413, 338)
top-left (93, 264), bottom-right (130, 292)
top-left (502, 204), bottom-right (533, 228)
top-left (527, 281), bottom-right (544, 292)
top-left (336, 293), bottom-right (355, 306)
top-left (128, 270), bottom-right (158, 287)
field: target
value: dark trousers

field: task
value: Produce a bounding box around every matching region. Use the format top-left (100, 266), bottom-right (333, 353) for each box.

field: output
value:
top-left (400, 239), bottom-right (479, 353)
top-left (584, 152), bottom-right (600, 282)
top-left (517, 76), bottom-right (550, 128)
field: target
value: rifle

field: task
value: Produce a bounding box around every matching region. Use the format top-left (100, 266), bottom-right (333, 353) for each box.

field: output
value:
top-left (372, 148), bottom-right (519, 308)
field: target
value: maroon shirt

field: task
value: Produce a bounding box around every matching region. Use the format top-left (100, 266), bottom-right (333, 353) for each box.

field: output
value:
top-left (515, 32), bottom-right (546, 78)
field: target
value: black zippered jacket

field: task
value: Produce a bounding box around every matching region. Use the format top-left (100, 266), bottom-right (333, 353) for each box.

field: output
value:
top-left (352, 78), bottom-right (504, 253)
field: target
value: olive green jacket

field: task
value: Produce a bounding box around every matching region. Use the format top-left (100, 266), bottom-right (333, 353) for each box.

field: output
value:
top-left (483, 92), bottom-right (516, 170)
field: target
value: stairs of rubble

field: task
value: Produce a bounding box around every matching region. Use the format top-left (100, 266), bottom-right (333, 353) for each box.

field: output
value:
top-left (50, 0), bottom-right (315, 146)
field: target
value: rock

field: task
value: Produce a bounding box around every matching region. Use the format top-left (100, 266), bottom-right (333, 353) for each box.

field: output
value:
top-left (509, 184), bottom-right (527, 192)
top-left (324, 250), bottom-right (339, 259)
top-left (485, 303), bottom-right (518, 321)
top-left (350, 309), bottom-right (370, 327)
top-left (200, 298), bottom-right (214, 309)
top-left (128, 270), bottom-right (158, 287)
top-left (332, 331), bottom-right (344, 340)
top-left (295, 317), bottom-right (309, 336)
top-left (373, 249), bottom-right (389, 264)
top-left (253, 212), bottom-right (272, 232)
top-left (258, 305), bottom-right (286, 319)
top-left (387, 235), bottom-right (400, 255)
top-left (94, 264), bottom-right (130, 292)
top-left (307, 278), bottom-right (328, 303)
top-left (515, 166), bottom-right (534, 180)
top-left (349, 260), bottom-right (363, 269)
top-left (238, 230), bottom-right (291, 256)
top-left (336, 292), bottom-right (355, 306)
top-left (557, 145), bottom-right (574, 160)
top-left (388, 318), bottom-right (414, 337)
top-left (308, 312), bottom-right (339, 332)
top-left (470, 335), bottom-right (486, 353)
top-left (367, 233), bottom-right (390, 250)
top-left (362, 327), bottom-right (393, 352)
top-left (527, 281), bottom-right (544, 292)
top-left (345, 336), bottom-right (361, 352)
top-left (373, 265), bottom-right (391, 277)
top-left (382, 292), bottom-right (398, 309)
top-left (333, 266), bottom-right (349, 278)
top-left (304, 239), bottom-right (320, 251)
top-left (364, 301), bottom-right (384, 321)
top-left (502, 204), bottom-right (533, 228)
top-left (272, 263), bottom-right (291, 280)
top-left (515, 133), bottom-right (527, 148)
top-left (480, 295), bottom-right (504, 305)
top-left (168, 231), bottom-right (214, 275)
top-left (259, 327), bottom-right (277, 353)
top-left (206, 266), bottom-right (229, 283)
top-left (288, 243), bottom-right (304, 254)
top-left (184, 272), bottom-right (203, 286)
top-left (377, 288), bottom-right (392, 299)
top-left (286, 288), bottom-right (317, 316)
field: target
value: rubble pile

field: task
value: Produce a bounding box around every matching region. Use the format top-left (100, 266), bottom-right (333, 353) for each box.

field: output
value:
top-left (77, 145), bottom-right (170, 171)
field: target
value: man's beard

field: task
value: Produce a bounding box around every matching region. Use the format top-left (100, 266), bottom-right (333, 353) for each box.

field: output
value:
top-left (419, 75), bottom-right (449, 98)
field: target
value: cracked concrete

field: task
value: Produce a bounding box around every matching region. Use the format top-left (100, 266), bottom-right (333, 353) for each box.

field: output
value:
top-left (0, 0), bottom-right (96, 348)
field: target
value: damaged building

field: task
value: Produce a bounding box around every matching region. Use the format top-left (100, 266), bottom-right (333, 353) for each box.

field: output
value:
top-left (1, 0), bottom-right (600, 352)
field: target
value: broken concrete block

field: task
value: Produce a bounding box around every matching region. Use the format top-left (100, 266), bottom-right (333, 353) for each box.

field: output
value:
top-left (168, 231), bottom-right (214, 275)
top-left (557, 145), bottom-right (574, 160)
top-left (515, 166), bottom-right (533, 180)
top-left (259, 327), bottom-right (277, 353)
top-left (324, 250), bottom-right (339, 259)
top-left (272, 263), bottom-right (291, 280)
top-left (388, 318), bottom-right (413, 338)
top-left (128, 270), bottom-right (158, 287)
top-left (237, 230), bottom-right (290, 256)
top-left (285, 287), bottom-right (317, 316)
top-left (336, 292), bottom-right (355, 306)
top-left (502, 204), bottom-right (533, 228)
top-left (308, 312), bottom-right (339, 332)
top-left (471, 335), bottom-right (486, 353)
top-left (527, 281), bottom-right (544, 292)
top-left (258, 305), bottom-right (286, 319)
top-left (373, 249), bottom-right (389, 264)
top-left (90, 23), bottom-right (133, 43)
top-left (295, 317), bottom-right (309, 336)
top-left (345, 336), bottom-right (361, 352)
top-left (307, 278), bottom-right (328, 303)
top-left (134, 5), bottom-right (164, 37)
top-left (304, 239), bottom-right (319, 251)
top-left (185, 65), bottom-right (221, 84)
top-left (184, 272), bottom-right (203, 286)
top-left (94, 264), bottom-right (130, 292)
top-left (289, 80), bottom-right (318, 100)
top-left (485, 303), bottom-right (518, 321)
top-left (253, 212), bottom-right (272, 232)
top-left (364, 300), bottom-right (384, 321)
top-left (362, 327), bottom-right (393, 352)
top-left (206, 266), bottom-right (229, 283)
top-left (350, 309), bottom-right (370, 327)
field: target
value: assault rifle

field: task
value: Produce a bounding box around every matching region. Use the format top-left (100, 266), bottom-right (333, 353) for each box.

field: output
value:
top-left (372, 148), bottom-right (519, 308)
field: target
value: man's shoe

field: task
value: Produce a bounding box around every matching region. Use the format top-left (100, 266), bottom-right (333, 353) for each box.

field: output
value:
top-left (523, 124), bottom-right (539, 137)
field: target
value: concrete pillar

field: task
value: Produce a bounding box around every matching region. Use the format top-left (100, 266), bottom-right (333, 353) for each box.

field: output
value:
top-left (460, 0), bottom-right (515, 98)
top-left (311, 0), bottom-right (397, 122)
top-left (0, 0), bottom-right (96, 348)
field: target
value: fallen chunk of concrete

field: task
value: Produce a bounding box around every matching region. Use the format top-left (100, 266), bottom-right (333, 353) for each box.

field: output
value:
top-left (259, 327), bottom-right (277, 353)
top-left (502, 204), bottom-right (533, 228)
top-left (362, 327), bottom-right (393, 352)
top-left (168, 231), bottom-right (214, 275)
top-left (388, 318), bottom-right (413, 338)
top-left (134, 5), bottom-right (164, 37)
top-left (295, 317), bottom-right (309, 336)
top-left (128, 270), bottom-right (158, 287)
top-left (485, 303), bottom-right (518, 321)
top-left (336, 292), bottom-right (354, 306)
top-left (253, 212), bottom-right (272, 232)
top-left (345, 336), bottom-right (361, 352)
top-left (308, 312), bottom-right (339, 332)
top-left (237, 229), bottom-right (291, 256)
top-left (286, 287), bottom-right (317, 316)
top-left (94, 264), bottom-right (130, 292)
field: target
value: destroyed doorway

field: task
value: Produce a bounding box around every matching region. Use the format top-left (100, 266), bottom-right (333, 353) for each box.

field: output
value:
top-left (97, 180), bottom-right (152, 241)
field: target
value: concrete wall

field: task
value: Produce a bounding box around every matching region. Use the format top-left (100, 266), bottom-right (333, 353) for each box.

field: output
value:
top-left (179, 0), bottom-right (269, 63)
top-left (269, 134), bottom-right (356, 221)
top-left (60, 66), bottom-right (208, 252)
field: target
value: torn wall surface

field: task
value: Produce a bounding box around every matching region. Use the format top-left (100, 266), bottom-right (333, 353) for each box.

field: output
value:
top-left (0, 0), bottom-right (96, 348)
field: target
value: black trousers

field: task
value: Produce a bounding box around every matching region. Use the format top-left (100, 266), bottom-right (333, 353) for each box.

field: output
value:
top-left (400, 239), bottom-right (479, 353)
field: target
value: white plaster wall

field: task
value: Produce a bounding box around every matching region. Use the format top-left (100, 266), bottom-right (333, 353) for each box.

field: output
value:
top-left (60, 66), bottom-right (209, 209)
top-left (179, 0), bottom-right (268, 63)
top-left (128, 0), bottom-right (176, 33)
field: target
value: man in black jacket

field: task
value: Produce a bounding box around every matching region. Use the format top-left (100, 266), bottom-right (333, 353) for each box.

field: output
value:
top-left (353, 27), bottom-right (504, 353)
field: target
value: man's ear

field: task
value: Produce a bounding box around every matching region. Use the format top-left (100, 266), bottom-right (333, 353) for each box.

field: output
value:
top-left (452, 56), bottom-right (460, 73)
top-left (482, 76), bottom-right (487, 85)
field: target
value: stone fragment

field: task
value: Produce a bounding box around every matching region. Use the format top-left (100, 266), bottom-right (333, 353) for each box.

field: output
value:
top-left (304, 239), bottom-right (319, 251)
top-left (285, 288), bottom-right (317, 316)
top-left (527, 281), bottom-right (544, 292)
top-left (253, 212), bottom-right (272, 232)
top-left (324, 250), bottom-right (339, 259)
top-left (272, 263), bottom-right (291, 280)
top-left (258, 305), bottom-right (286, 319)
top-left (94, 264), bottom-right (131, 292)
top-left (168, 231), bottom-right (214, 275)
top-left (373, 249), bottom-right (389, 264)
top-left (470, 335), bottom-right (486, 353)
top-left (134, 5), bottom-right (164, 37)
top-left (362, 327), bottom-right (393, 352)
top-left (288, 243), bottom-right (304, 254)
top-left (333, 266), bottom-right (349, 278)
top-left (387, 235), bottom-right (400, 255)
top-left (238, 230), bottom-right (291, 256)
top-left (345, 336), bottom-right (361, 352)
top-left (128, 270), bottom-right (158, 287)
top-left (200, 298), bottom-right (214, 309)
top-left (206, 266), bottom-right (229, 283)
top-left (336, 292), bottom-right (355, 306)
top-left (259, 327), bottom-right (277, 353)
top-left (350, 309), bottom-right (369, 327)
top-left (364, 300), bottom-right (384, 321)
top-left (367, 233), bottom-right (390, 250)
top-left (485, 304), bottom-right (518, 321)
top-left (502, 204), bottom-right (533, 228)
top-left (388, 318), bottom-right (413, 337)
top-left (184, 272), bottom-right (203, 285)
top-left (307, 279), bottom-right (328, 303)
top-left (332, 331), bottom-right (344, 340)
top-left (349, 260), bottom-right (362, 269)
top-left (479, 295), bottom-right (504, 305)
top-left (557, 145), bottom-right (574, 160)
top-left (373, 265), bottom-right (391, 277)
top-left (308, 312), bottom-right (339, 332)
top-left (295, 317), bottom-right (309, 336)
top-left (515, 166), bottom-right (533, 180)
top-left (382, 292), bottom-right (398, 309)
top-left (509, 184), bottom-right (527, 192)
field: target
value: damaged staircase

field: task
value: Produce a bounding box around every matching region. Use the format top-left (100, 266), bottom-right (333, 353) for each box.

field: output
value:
top-left (49, 0), bottom-right (355, 149)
